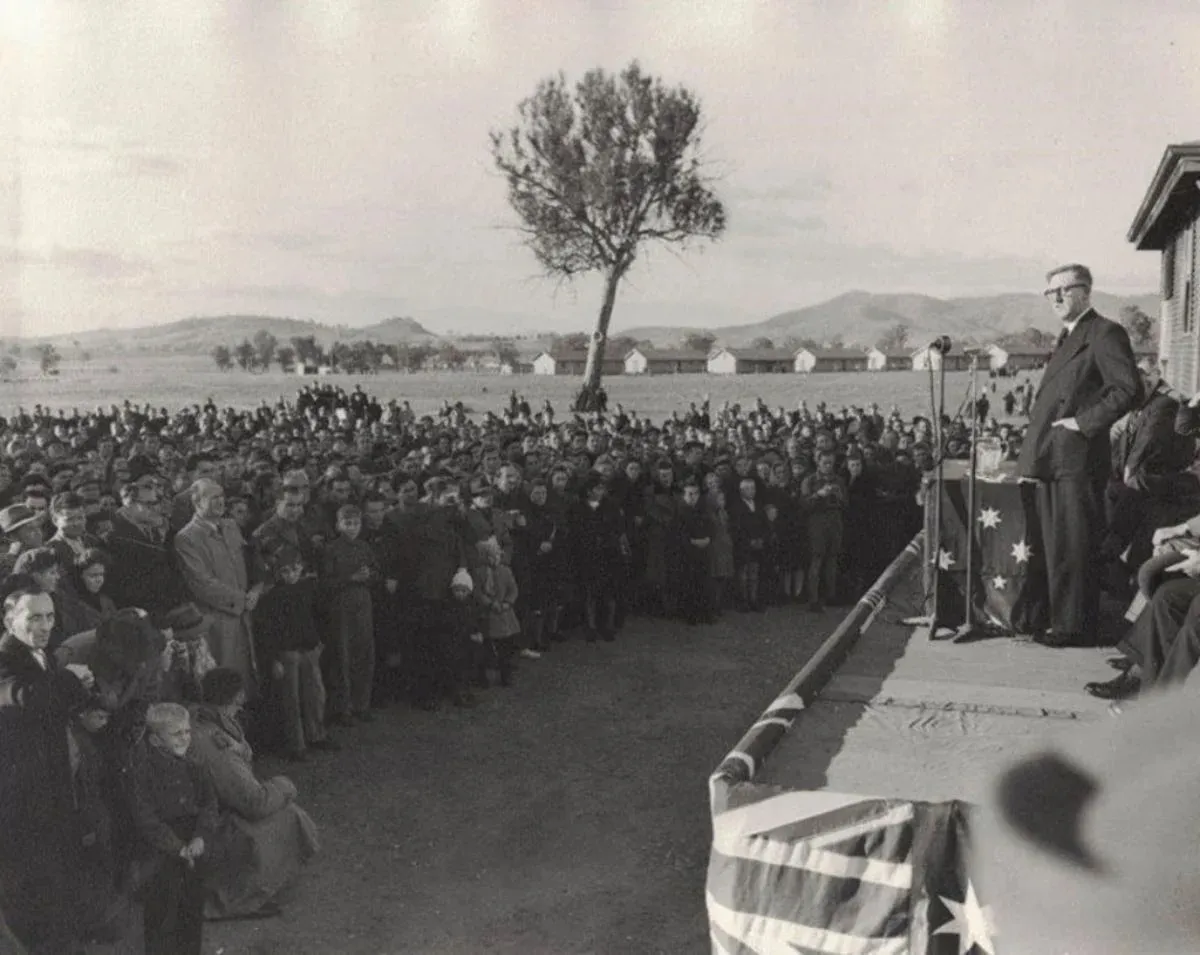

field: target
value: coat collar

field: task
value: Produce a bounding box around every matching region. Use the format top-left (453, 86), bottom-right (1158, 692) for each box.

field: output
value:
top-left (0, 631), bottom-right (49, 668)
top-left (1038, 309), bottom-right (1097, 395)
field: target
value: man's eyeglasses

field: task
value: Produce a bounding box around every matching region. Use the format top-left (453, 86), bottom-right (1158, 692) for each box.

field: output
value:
top-left (1043, 283), bottom-right (1088, 301)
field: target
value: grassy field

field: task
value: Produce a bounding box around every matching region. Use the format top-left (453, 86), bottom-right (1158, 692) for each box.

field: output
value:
top-left (0, 356), bottom-right (1028, 421)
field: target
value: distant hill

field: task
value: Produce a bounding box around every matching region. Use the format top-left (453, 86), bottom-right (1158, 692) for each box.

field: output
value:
top-left (2, 314), bottom-right (442, 357)
top-left (3, 290), bottom-right (1162, 357)
top-left (623, 290), bottom-right (1160, 349)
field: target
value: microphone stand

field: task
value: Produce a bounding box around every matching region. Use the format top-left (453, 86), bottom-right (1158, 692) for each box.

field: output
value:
top-left (954, 351), bottom-right (982, 642)
top-left (927, 343), bottom-right (956, 640)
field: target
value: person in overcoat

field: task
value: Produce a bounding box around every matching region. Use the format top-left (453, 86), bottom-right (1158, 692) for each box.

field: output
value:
top-left (188, 669), bottom-right (319, 920)
top-left (174, 479), bottom-right (261, 695)
top-left (570, 474), bottom-right (628, 642)
top-left (0, 588), bottom-right (96, 952)
top-left (516, 479), bottom-right (565, 652)
top-left (642, 461), bottom-right (681, 616)
top-left (1016, 264), bottom-right (1141, 645)
top-left (105, 466), bottom-right (191, 627)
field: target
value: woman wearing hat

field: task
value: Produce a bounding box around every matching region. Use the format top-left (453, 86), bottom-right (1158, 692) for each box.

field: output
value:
top-left (0, 503), bottom-right (45, 578)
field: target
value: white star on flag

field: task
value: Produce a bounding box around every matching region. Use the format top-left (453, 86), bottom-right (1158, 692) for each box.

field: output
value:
top-left (1011, 539), bottom-right (1033, 564)
top-left (977, 506), bottom-right (1002, 530)
top-left (933, 880), bottom-right (997, 955)
top-left (990, 575), bottom-right (1007, 590)
top-left (938, 548), bottom-right (955, 570)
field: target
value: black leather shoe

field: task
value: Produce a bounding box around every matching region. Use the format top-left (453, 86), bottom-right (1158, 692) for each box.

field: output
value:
top-left (1085, 672), bottom-right (1141, 700)
top-left (1037, 630), bottom-right (1087, 648)
top-left (1107, 656), bottom-right (1135, 672)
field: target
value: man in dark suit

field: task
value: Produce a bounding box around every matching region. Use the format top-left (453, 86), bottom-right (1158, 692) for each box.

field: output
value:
top-left (1101, 359), bottom-right (1196, 576)
top-left (0, 588), bottom-right (95, 951)
top-left (1017, 264), bottom-right (1141, 646)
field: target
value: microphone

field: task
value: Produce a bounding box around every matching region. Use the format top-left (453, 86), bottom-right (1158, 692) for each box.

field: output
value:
top-left (929, 336), bottom-right (953, 354)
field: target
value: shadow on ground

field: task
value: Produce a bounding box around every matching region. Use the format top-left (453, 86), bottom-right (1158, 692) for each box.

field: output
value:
top-left (206, 601), bottom-right (844, 955)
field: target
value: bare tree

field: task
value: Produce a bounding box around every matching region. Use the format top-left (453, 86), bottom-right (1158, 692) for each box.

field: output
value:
top-left (492, 60), bottom-right (726, 408)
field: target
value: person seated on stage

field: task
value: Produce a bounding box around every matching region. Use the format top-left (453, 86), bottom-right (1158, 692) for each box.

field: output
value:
top-left (1100, 359), bottom-right (1197, 592)
top-left (1085, 522), bottom-right (1200, 701)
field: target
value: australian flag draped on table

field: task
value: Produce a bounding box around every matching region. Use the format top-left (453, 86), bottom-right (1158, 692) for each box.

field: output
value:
top-left (707, 788), bottom-right (992, 954)
top-left (933, 460), bottom-right (1049, 634)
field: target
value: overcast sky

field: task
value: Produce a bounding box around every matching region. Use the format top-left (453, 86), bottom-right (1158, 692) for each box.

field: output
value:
top-left (1, 0), bottom-right (1197, 337)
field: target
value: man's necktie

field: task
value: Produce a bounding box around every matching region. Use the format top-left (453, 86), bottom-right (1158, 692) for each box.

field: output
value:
top-left (1053, 328), bottom-right (1069, 352)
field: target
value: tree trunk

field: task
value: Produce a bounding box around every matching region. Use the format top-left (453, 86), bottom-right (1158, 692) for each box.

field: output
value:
top-left (582, 265), bottom-right (623, 396)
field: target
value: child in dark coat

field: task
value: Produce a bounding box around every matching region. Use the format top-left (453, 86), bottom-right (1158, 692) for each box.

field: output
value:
top-left (128, 702), bottom-right (219, 955)
top-left (253, 546), bottom-right (337, 762)
top-left (437, 569), bottom-right (483, 707)
top-left (675, 475), bottom-right (715, 624)
top-left (320, 505), bottom-right (378, 726)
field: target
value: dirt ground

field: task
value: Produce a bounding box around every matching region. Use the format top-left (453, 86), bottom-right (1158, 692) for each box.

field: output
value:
top-left (204, 602), bottom-right (839, 955)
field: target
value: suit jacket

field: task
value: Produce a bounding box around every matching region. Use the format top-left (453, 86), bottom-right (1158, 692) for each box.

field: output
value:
top-left (1016, 310), bottom-right (1141, 482)
top-left (47, 532), bottom-right (101, 575)
top-left (0, 632), bottom-right (90, 848)
top-left (106, 512), bottom-right (190, 624)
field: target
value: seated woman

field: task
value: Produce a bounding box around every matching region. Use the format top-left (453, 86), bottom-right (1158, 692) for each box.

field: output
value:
top-left (188, 668), bottom-right (319, 920)
top-left (56, 547), bottom-right (118, 639)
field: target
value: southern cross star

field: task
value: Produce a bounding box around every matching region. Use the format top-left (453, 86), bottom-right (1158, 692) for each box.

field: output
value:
top-left (1011, 539), bottom-right (1033, 564)
top-left (977, 506), bottom-right (1002, 530)
top-left (932, 880), bottom-right (997, 955)
top-left (989, 574), bottom-right (1007, 590)
top-left (938, 548), bottom-right (955, 570)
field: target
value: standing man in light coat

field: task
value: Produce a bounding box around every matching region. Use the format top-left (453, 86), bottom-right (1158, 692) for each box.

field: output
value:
top-left (174, 480), bottom-right (261, 696)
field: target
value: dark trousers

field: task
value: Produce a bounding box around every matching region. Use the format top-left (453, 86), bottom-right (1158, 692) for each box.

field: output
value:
top-left (678, 548), bottom-right (714, 622)
top-left (1102, 480), bottom-right (1148, 559)
top-left (1120, 576), bottom-right (1200, 688)
top-left (807, 512), bottom-right (844, 605)
top-left (408, 600), bottom-right (473, 703)
top-left (326, 587), bottom-right (374, 718)
top-left (1036, 477), bottom-right (1101, 636)
top-left (143, 855), bottom-right (205, 955)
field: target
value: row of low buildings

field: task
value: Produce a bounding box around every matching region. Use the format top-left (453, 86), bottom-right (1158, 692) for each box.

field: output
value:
top-left (531, 342), bottom-right (1155, 376)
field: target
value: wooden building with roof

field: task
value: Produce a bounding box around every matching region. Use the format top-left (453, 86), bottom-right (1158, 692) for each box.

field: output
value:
top-left (1127, 141), bottom-right (1200, 392)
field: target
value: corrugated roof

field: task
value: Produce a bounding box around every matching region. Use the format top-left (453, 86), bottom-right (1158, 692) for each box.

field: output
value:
top-left (723, 348), bottom-right (796, 361)
top-left (1127, 142), bottom-right (1200, 250)
top-left (810, 347), bottom-right (869, 360)
top-left (631, 348), bottom-right (709, 362)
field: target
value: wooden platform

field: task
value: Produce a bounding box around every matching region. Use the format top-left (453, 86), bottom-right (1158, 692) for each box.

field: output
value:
top-left (759, 617), bottom-right (1121, 805)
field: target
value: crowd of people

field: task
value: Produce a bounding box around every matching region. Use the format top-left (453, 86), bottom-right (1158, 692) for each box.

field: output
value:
top-left (0, 376), bottom-right (1003, 952)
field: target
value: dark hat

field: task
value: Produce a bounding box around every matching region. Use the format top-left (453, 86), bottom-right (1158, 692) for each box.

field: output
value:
top-left (160, 603), bottom-right (210, 642)
top-left (96, 609), bottom-right (166, 675)
top-left (125, 455), bottom-right (160, 486)
top-left (0, 503), bottom-right (42, 535)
